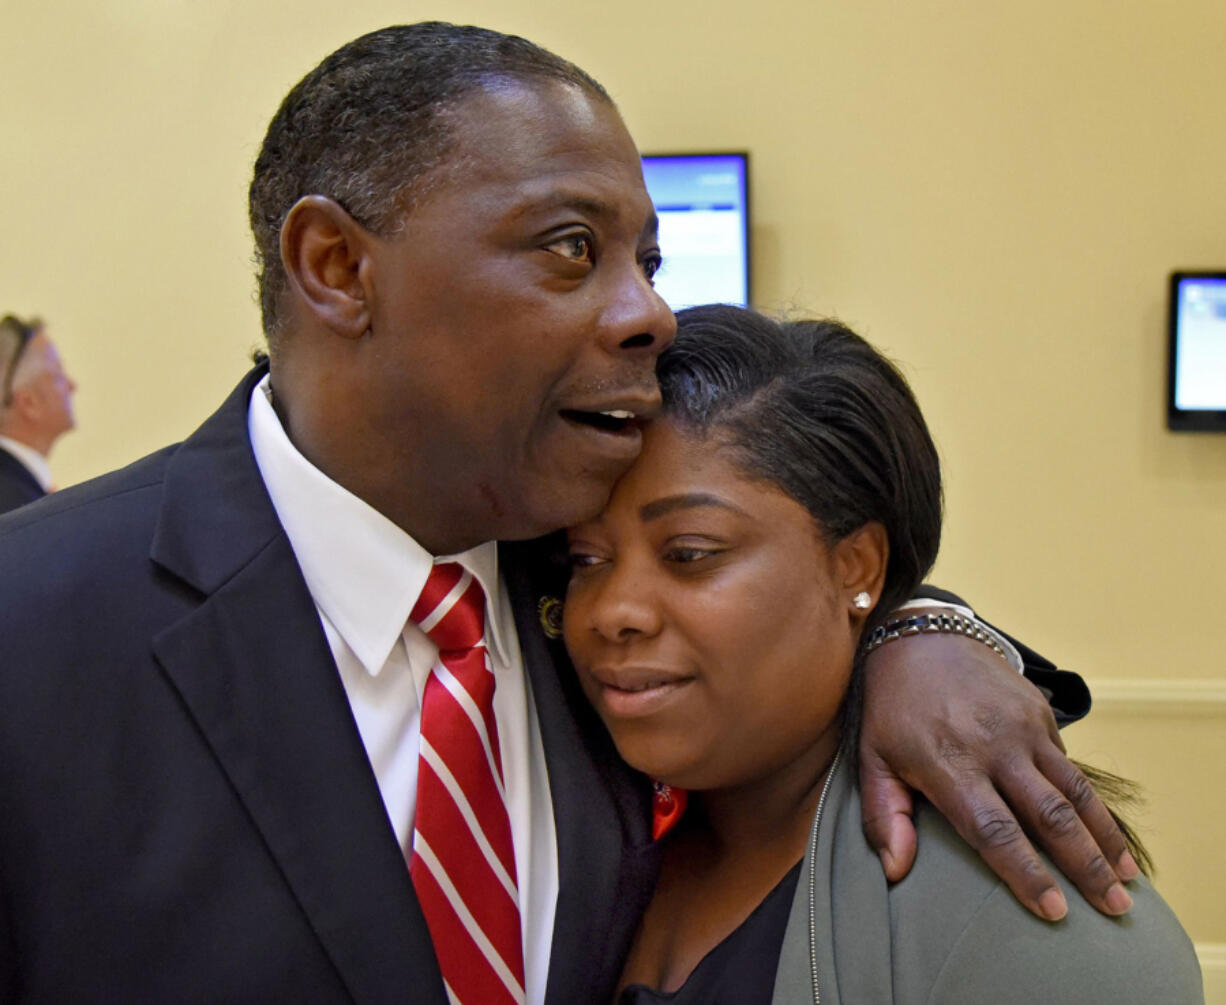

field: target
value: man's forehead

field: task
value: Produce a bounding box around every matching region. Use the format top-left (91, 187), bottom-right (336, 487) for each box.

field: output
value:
top-left (501, 185), bottom-right (660, 239)
top-left (432, 82), bottom-right (653, 221)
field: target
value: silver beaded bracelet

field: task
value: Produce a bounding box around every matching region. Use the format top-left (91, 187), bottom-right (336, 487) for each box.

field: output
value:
top-left (861, 612), bottom-right (1011, 665)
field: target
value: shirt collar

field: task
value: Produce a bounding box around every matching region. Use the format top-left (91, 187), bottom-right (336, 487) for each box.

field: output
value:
top-left (0, 434), bottom-right (53, 491)
top-left (247, 374), bottom-right (511, 676)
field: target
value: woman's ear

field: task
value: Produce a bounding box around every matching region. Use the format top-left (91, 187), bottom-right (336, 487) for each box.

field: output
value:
top-left (835, 521), bottom-right (889, 624)
top-left (279, 195), bottom-right (373, 339)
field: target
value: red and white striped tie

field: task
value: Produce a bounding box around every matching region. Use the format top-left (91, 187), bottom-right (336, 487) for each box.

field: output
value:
top-left (409, 563), bottom-right (525, 1005)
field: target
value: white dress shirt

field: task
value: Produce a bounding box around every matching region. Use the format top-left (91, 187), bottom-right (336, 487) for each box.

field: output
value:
top-left (0, 433), bottom-right (54, 491)
top-left (247, 375), bottom-right (558, 1004)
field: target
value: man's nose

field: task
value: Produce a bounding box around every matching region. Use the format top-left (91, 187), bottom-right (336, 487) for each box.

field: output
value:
top-left (600, 267), bottom-right (677, 360)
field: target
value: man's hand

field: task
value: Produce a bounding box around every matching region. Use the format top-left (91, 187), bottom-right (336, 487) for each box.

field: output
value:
top-left (858, 627), bottom-right (1140, 921)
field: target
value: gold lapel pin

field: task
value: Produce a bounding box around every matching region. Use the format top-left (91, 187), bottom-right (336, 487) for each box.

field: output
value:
top-left (537, 596), bottom-right (563, 639)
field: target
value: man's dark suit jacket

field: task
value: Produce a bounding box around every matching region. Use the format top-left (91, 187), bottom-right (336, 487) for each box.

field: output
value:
top-left (0, 445), bottom-right (45, 515)
top-left (0, 367), bottom-right (1087, 1004)
top-left (0, 367), bottom-right (657, 1004)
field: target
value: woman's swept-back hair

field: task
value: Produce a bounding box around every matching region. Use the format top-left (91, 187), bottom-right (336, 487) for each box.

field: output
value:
top-left (657, 304), bottom-right (1153, 873)
top-left (658, 304), bottom-right (943, 630)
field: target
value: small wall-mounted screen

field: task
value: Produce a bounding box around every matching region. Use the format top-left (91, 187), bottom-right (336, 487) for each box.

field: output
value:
top-left (641, 152), bottom-right (750, 310)
top-left (1168, 272), bottom-right (1226, 431)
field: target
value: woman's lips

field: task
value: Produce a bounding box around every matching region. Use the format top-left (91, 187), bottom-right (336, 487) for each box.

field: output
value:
top-left (588, 668), bottom-right (695, 718)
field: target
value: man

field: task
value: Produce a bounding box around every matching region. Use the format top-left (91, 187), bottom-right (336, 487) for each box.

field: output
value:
top-left (0, 24), bottom-right (1135, 1004)
top-left (0, 314), bottom-right (76, 513)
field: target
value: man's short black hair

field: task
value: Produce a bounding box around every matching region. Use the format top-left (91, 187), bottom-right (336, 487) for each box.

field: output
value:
top-left (249, 22), bottom-right (611, 341)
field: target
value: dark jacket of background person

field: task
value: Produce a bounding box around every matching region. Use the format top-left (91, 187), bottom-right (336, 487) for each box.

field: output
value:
top-left (0, 445), bottom-right (44, 514)
top-left (771, 749), bottom-right (1203, 1004)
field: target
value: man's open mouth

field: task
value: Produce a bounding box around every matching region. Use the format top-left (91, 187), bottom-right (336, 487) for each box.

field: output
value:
top-left (560, 408), bottom-right (640, 434)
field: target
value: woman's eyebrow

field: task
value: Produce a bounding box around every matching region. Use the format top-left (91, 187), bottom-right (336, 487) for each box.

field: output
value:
top-left (639, 493), bottom-right (745, 522)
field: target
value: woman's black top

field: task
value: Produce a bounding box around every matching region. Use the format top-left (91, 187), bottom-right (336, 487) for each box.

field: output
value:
top-left (617, 860), bottom-right (801, 1005)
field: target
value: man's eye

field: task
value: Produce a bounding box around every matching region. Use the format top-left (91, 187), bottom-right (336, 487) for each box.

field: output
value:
top-left (568, 551), bottom-right (605, 571)
top-left (546, 234), bottom-right (594, 264)
top-left (641, 254), bottom-right (663, 283)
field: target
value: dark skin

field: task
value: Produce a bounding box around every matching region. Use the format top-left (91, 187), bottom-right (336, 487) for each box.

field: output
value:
top-left (274, 82), bottom-right (671, 555)
top-left (273, 78), bottom-right (1134, 922)
top-left (861, 635), bottom-right (1137, 919)
top-left (565, 421), bottom-right (1137, 993)
top-left (565, 421), bottom-right (887, 990)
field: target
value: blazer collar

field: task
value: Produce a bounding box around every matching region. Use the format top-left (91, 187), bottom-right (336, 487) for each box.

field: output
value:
top-left (149, 369), bottom-right (656, 1004)
top-left (150, 364), bottom-right (283, 594)
top-left (149, 365), bottom-right (446, 1005)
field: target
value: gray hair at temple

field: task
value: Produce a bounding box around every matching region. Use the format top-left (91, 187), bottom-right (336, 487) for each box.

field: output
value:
top-left (1, 314), bottom-right (45, 408)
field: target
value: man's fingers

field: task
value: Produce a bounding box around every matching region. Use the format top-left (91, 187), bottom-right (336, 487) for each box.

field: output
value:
top-left (998, 757), bottom-right (1135, 917)
top-left (934, 777), bottom-right (1070, 921)
top-left (1034, 748), bottom-right (1140, 882)
top-left (858, 755), bottom-right (918, 882)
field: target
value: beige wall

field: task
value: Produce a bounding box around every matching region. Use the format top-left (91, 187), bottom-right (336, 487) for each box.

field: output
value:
top-left (3, 0), bottom-right (1224, 970)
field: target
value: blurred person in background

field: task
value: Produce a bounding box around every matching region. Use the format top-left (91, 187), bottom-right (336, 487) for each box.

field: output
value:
top-left (0, 314), bottom-right (77, 513)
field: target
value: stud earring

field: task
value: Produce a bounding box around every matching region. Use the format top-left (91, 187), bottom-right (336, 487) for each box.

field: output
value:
top-left (853, 591), bottom-right (872, 610)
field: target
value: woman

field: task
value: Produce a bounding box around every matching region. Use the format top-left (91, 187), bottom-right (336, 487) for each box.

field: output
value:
top-left (563, 305), bottom-right (1202, 1004)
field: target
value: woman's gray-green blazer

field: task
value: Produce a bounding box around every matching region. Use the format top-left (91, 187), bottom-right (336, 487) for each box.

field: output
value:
top-left (772, 748), bottom-right (1204, 1004)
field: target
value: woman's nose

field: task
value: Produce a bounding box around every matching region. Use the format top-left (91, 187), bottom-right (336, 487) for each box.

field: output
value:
top-left (584, 564), bottom-right (663, 644)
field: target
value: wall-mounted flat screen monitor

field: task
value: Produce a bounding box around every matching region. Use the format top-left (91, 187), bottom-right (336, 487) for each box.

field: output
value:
top-left (641, 152), bottom-right (750, 310)
top-left (1168, 271), bottom-right (1226, 431)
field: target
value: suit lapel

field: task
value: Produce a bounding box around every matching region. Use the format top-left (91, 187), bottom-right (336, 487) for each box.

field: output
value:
top-left (149, 369), bottom-right (446, 1005)
top-left (502, 537), bottom-right (659, 1005)
top-left (146, 369), bottom-right (656, 1005)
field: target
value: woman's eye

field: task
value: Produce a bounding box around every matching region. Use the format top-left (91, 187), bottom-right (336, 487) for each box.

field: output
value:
top-left (567, 551), bottom-right (605, 571)
top-left (545, 233), bottom-right (594, 264)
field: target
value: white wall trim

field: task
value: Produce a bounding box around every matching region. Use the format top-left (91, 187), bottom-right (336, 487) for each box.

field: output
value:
top-left (1197, 943), bottom-right (1226, 1003)
top-left (1086, 678), bottom-right (1226, 715)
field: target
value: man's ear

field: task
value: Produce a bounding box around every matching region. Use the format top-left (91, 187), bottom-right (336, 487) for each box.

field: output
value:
top-left (279, 195), bottom-right (374, 339)
top-left (6, 383), bottom-right (39, 422)
top-left (835, 521), bottom-right (889, 624)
